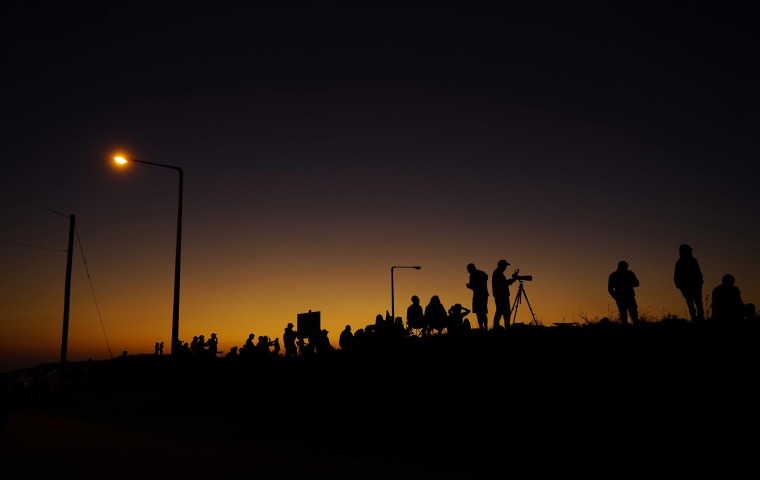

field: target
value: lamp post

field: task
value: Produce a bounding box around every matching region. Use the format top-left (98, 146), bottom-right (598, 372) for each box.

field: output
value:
top-left (391, 265), bottom-right (421, 322)
top-left (114, 155), bottom-right (183, 357)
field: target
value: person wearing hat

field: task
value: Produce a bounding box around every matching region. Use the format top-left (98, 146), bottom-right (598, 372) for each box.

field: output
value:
top-left (492, 259), bottom-right (517, 329)
top-left (339, 324), bottom-right (354, 350)
top-left (315, 329), bottom-right (334, 354)
top-left (674, 244), bottom-right (704, 322)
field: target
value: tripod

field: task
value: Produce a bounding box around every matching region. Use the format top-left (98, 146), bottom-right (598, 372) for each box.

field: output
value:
top-left (510, 280), bottom-right (537, 325)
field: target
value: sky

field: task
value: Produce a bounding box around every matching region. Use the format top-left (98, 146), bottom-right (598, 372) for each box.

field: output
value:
top-left (1, 2), bottom-right (758, 372)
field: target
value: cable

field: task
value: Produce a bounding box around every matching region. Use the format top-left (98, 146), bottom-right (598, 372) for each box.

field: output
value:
top-left (0, 187), bottom-right (69, 218)
top-left (1, 187), bottom-right (71, 251)
top-left (0, 238), bottom-right (68, 252)
top-left (75, 227), bottom-right (114, 360)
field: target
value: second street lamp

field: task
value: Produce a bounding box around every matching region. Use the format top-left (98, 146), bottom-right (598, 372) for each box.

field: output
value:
top-left (114, 155), bottom-right (183, 357)
top-left (391, 265), bottom-right (421, 323)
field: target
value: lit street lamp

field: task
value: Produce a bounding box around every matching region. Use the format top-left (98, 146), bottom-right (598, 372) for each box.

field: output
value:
top-left (391, 265), bottom-right (421, 323)
top-left (114, 155), bottom-right (183, 356)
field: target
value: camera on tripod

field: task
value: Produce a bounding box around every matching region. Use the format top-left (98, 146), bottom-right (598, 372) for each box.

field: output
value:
top-left (512, 269), bottom-right (533, 282)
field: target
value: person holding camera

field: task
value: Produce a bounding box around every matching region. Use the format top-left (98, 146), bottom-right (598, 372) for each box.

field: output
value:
top-left (492, 259), bottom-right (517, 329)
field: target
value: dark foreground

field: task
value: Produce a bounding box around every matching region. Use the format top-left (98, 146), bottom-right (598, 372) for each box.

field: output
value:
top-left (2, 321), bottom-right (759, 479)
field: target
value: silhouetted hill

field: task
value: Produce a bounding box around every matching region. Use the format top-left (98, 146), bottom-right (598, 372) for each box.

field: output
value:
top-left (3, 321), bottom-right (759, 479)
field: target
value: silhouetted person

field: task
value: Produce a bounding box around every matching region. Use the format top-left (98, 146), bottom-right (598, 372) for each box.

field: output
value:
top-left (257, 335), bottom-right (272, 356)
top-left (744, 303), bottom-right (756, 321)
top-left (339, 325), bottom-right (354, 350)
top-left (197, 335), bottom-right (208, 355)
top-left (315, 329), bottom-right (334, 354)
top-left (353, 328), bottom-right (366, 348)
top-left (244, 334), bottom-right (255, 353)
top-left (608, 260), bottom-right (640, 325)
top-left (393, 317), bottom-right (406, 339)
top-left (447, 303), bottom-right (471, 335)
top-left (425, 295), bottom-right (448, 335)
top-left (297, 337), bottom-right (307, 356)
top-left (190, 336), bottom-right (200, 355)
top-left (159, 341), bottom-right (164, 355)
top-left (226, 346), bottom-right (238, 358)
top-left (208, 333), bottom-right (219, 357)
top-left (492, 259), bottom-right (516, 329)
top-left (466, 263), bottom-right (489, 330)
top-left (711, 274), bottom-right (744, 322)
top-left (375, 313), bottom-right (392, 340)
top-left (674, 244), bottom-right (704, 322)
top-left (284, 323), bottom-right (297, 357)
top-left (406, 295), bottom-right (425, 335)
top-left (154, 342), bottom-right (160, 355)
top-left (272, 338), bottom-right (281, 356)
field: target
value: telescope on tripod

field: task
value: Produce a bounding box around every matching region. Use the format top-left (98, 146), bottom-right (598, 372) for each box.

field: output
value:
top-left (510, 269), bottom-right (537, 325)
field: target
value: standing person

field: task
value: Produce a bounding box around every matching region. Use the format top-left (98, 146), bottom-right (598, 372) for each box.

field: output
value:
top-left (207, 333), bottom-right (219, 357)
top-left (492, 259), bottom-right (516, 329)
top-left (608, 261), bottom-right (640, 325)
top-left (466, 263), bottom-right (489, 330)
top-left (197, 335), bottom-right (208, 355)
top-left (283, 323), bottom-right (298, 357)
top-left (711, 274), bottom-right (744, 322)
top-left (674, 244), bottom-right (704, 322)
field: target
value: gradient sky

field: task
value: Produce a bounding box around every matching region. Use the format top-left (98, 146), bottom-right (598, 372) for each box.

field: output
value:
top-left (1, 2), bottom-right (757, 372)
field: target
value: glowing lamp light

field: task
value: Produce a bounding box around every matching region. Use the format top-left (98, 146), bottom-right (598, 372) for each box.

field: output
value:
top-left (109, 152), bottom-right (184, 359)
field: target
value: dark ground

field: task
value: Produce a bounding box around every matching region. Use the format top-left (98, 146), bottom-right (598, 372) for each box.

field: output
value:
top-left (2, 321), bottom-right (758, 479)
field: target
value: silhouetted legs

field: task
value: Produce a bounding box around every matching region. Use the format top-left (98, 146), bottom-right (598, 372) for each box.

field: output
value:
top-left (615, 297), bottom-right (639, 325)
top-left (472, 294), bottom-right (488, 330)
top-left (679, 287), bottom-right (704, 321)
top-left (493, 296), bottom-right (511, 329)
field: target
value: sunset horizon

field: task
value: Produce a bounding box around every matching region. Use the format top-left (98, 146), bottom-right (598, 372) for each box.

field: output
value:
top-left (1, 1), bottom-right (756, 373)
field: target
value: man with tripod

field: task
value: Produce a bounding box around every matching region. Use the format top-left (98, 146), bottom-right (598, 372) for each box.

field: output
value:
top-left (492, 259), bottom-right (516, 329)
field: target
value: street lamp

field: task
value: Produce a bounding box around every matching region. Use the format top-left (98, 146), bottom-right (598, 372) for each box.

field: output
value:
top-left (114, 155), bottom-right (183, 357)
top-left (391, 265), bottom-right (421, 322)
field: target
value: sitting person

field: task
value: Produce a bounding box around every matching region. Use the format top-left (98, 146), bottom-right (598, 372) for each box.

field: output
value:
top-left (339, 325), bottom-right (354, 350)
top-left (711, 274), bottom-right (744, 322)
top-left (406, 295), bottom-right (426, 335)
top-left (447, 303), bottom-right (471, 335)
top-left (425, 295), bottom-right (448, 335)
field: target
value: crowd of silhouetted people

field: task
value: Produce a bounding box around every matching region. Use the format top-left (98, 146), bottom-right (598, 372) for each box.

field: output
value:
top-left (166, 322), bottom-right (339, 360)
top-left (151, 244), bottom-right (754, 359)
